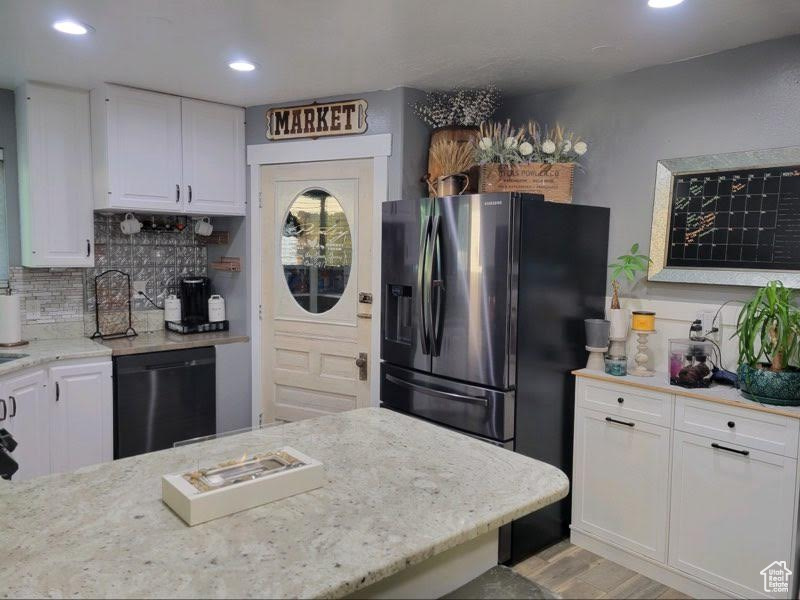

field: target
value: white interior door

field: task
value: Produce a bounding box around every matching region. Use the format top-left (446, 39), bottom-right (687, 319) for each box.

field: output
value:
top-left (261, 159), bottom-right (373, 422)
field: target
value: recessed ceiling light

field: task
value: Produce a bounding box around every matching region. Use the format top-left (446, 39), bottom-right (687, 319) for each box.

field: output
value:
top-left (52, 20), bottom-right (93, 35)
top-left (648, 0), bottom-right (685, 7)
top-left (229, 60), bottom-right (256, 72)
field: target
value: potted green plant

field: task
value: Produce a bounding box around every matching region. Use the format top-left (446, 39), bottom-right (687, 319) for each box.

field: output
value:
top-left (735, 280), bottom-right (800, 405)
top-left (607, 243), bottom-right (652, 341)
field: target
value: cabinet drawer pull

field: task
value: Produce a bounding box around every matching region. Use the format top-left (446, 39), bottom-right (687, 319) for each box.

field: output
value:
top-left (605, 416), bottom-right (635, 427)
top-left (711, 442), bottom-right (749, 456)
top-left (8, 396), bottom-right (16, 418)
top-left (0, 399), bottom-right (5, 421)
top-left (176, 184), bottom-right (180, 203)
top-left (617, 397), bottom-right (624, 404)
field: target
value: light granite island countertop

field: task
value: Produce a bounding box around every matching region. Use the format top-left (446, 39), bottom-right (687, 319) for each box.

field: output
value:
top-left (0, 408), bottom-right (568, 599)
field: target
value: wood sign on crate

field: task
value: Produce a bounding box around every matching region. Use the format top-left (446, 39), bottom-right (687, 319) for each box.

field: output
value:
top-left (265, 99), bottom-right (368, 140)
top-left (478, 163), bottom-right (575, 203)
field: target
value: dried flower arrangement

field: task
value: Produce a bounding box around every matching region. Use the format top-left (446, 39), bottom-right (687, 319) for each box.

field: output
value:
top-left (428, 140), bottom-right (475, 177)
top-left (412, 85), bottom-right (501, 129)
top-left (474, 120), bottom-right (527, 165)
top-left (474, 120), bottom-right (589, 166)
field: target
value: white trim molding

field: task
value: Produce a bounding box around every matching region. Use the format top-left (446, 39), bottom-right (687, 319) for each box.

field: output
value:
top-left (248, 134), bottom-right (392, 426)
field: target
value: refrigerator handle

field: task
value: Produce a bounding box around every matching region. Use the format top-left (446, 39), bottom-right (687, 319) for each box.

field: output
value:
top-left (385, 373), bottom-right (489, 406)
top-left (417, 215), bottom-right (432, 355)
top-left (427, 215), bottom-right (443, 356)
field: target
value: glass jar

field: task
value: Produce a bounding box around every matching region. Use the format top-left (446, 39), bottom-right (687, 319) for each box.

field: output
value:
top-left (604, 354), bottom-right (628, 376)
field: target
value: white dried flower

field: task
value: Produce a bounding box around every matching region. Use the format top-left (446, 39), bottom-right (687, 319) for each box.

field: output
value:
top-left (504, 136), bottom-right (518, 149)
top-left (574, 141), bottom-right (588, 155)
top-left (478, 137), bottom-right (493, 151)
top-left (542, 139), bottom-right (556, 154)
top-left (562, 140), bottom-right (572, 153)
top-left (519, 142), bottom-right (533, 156)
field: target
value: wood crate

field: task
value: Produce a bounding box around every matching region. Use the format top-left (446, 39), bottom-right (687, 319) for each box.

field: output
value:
top-left (478, 162), bottom-right (575, 203)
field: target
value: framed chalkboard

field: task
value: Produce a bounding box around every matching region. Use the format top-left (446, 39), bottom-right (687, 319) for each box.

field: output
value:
top-left (649, 147), bottom-right (800, 287)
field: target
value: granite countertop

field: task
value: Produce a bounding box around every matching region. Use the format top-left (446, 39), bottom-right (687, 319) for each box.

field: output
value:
top-left (0, 337), bottom-right (111, 377)
top-left (100, 330), bottom-right (249, 356)
top-left (573, 368), bottom-right (800, 419)
top-left (0, 408), bottom-right (569, 599)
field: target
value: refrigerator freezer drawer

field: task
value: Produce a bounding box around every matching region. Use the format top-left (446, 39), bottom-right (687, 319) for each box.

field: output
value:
top-left (380, 363), bottom-right (514, 442)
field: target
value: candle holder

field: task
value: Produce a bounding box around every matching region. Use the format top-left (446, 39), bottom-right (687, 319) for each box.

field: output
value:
top-left (630, 329), bottom-right (656, 377)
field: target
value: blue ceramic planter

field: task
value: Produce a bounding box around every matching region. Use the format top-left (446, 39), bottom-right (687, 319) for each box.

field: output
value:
top-left (738, 363), bottom-right (800, 406)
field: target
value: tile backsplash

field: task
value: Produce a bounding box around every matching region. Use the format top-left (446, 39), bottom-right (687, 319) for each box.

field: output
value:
top-left (89, 214), bottom-right (208, 312)
top-left (8, 214), bottom-right (213, 340)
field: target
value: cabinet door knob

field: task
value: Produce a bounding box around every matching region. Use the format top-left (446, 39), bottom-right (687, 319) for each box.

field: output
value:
top-left (617, 397), bottom-right (624, 404)
top-left (8, 396), bottom-right (16, 418)
top-left (727, 421), bottom-right (735, 428)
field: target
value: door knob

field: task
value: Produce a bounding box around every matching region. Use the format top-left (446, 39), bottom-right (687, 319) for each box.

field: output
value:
top-left (356, 353), bottom-right (368, 381)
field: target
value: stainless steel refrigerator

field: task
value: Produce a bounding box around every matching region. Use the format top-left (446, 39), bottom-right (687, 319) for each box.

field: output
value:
top-left (380, 192), bottom-right (609, 563)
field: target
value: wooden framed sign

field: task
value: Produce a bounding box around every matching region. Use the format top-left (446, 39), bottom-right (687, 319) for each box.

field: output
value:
top-left (265, 99), bottom-right (368, 140)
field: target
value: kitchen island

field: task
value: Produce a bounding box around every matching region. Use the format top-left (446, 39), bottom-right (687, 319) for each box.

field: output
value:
top-left (0, 408), bottom-right (568, 599)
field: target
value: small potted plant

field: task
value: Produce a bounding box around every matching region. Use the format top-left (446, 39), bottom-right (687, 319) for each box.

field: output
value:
top-left (735, 280), bottom-right (800, 405)
top-left (412, 85), bottom-right (501, 193)
top-left (475, 120), bottom-right (587, 203)
top-left (607, 243), bottom-right (652, 342)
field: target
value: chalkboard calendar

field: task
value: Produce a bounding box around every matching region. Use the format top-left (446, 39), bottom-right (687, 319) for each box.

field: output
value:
top-left (666, 166), bottom-right (800, 271)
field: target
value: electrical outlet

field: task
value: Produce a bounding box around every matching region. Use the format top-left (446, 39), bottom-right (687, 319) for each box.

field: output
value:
top-left (132, 280), bottom-right (148, 296)
top-left (696, 310), bottom-right (717, 338)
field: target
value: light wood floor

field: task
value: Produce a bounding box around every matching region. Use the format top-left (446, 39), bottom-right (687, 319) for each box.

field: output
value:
top-left (513, 540), bottom-right (692, 599)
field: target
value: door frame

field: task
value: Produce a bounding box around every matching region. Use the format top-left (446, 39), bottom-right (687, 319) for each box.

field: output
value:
top-left (247, 133), bottom-right (391, 426)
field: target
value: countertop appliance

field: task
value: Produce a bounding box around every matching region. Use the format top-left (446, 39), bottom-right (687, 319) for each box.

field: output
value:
top-left (380, 193), bottom-right (609, 564)
top-left (113, 347), bottom-right (216, 459)
top-left (165, 277), bottom-right (229, 334)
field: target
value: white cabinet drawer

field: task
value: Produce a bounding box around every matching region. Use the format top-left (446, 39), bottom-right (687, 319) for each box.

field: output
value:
top-left (675, 396), bottom-right (799, 458)
top-left (577, 379), bottom-right (672, 427)
top-left (572, 407), bottom-right (671, 562)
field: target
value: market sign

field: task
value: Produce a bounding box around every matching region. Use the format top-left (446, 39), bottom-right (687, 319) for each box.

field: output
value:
top-left (265, 99), bottom-right (368, 140)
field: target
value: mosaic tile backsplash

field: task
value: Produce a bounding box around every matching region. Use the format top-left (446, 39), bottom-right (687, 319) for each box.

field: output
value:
top-left (88, 214), bottom-right (208, 312)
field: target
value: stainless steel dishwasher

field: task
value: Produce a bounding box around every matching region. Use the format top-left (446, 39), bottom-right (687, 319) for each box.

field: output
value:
top-left (113, 347), bottom-right (216, 459)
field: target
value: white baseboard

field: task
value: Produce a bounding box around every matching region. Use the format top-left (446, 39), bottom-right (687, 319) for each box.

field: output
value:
top-left (570, 528), bottom-right (737, 599)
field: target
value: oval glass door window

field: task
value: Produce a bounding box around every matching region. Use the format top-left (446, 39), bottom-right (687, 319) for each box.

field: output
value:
top-left (281, 188), bottom-right (352, 314)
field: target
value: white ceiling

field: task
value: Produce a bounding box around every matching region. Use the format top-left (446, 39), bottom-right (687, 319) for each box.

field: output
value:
top-left (0, 0), bottom-right (798, 107)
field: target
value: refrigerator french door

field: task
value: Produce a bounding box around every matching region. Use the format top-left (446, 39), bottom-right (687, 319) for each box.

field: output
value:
top-left (381, 193), bottom-right (610, 564)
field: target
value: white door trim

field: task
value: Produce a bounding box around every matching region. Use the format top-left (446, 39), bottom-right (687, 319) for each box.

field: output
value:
top-left (248, 133), bottom-right (391, 426)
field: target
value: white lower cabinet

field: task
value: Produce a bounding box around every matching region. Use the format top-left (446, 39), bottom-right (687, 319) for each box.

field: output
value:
top-left (1, 369), bottom-right (49, 480)
top-left (572, 376), bottom-right (800, 599)
top-left (669, 431), bottom-right (796, 599)
top-left (0, 359), bottom-right (112, 481)
top-left (49, 361), bottom-right (113, 474)
top-left (573, 408), bottom-right (671, 561)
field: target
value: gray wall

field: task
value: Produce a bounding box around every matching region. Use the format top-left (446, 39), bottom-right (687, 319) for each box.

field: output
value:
top-left (502, 35), bottom-right (800, 304)
top-left (0, 89), bottom-right (19, 267)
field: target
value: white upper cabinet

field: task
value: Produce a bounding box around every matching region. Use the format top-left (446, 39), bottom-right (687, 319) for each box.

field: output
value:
top-left (16, 82), bottom-right (94, 267)
top-left (92, 84), bottom-right (245, 216)
top-left (181, 98), bottom-right (246, 215)
top-left (92, 84), bottom-right (182, 212)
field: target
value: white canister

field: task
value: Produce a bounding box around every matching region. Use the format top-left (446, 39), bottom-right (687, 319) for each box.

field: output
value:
top-left (208, 294), bottom-right (226, 323)
top-left (164, 294), bottom-right (182, 323)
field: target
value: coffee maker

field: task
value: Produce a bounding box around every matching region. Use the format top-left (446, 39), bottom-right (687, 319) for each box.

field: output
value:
top-left (164, 276), bottom-right (229, 334)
